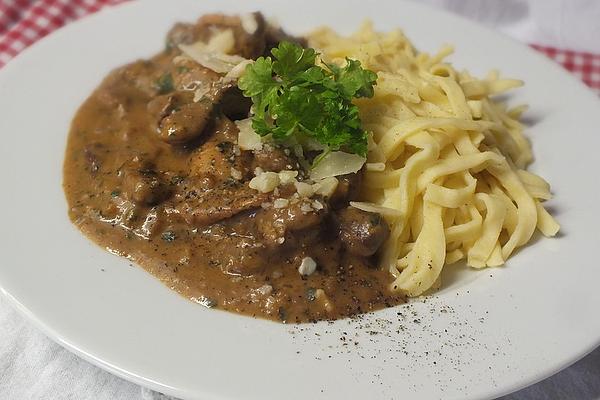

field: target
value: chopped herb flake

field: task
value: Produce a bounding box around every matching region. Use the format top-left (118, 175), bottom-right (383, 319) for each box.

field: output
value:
top-left (278, 306), bottom-right (288, 322)
top-left (170, 176), bottom-right (185, 185)
top-left (155, 73), bottom-right (174, 94)
top-left (161, 231), bottom-right (176, 242)
top-left (306, 287), bottom-right (317, 302)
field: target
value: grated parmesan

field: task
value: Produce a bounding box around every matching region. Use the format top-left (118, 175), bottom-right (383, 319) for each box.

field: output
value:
top-left (230, 167), bottom-right (242, 180)
top-left (178, 34), bottom-right (248, 74)
top-left (294, 181), bottom-right (314, 198)
top-left (298, 257), bottom-right (317, 276)
top-left (249, 171), bottom-right (280, 193)
top-left (312, 177), bottom-right (338, 197)
top-left (256, 284), bottom-right (273, 296)
top-left (278, 170), bottom-right (298, 185)
top-left (311, 199), bottom-right (324, 210)
top-left (273, 198), bottom-right (289, 209)
top-left (240, 13), bottom-right (258, 34)
top-left (300, 202), bottom-right (313, 214)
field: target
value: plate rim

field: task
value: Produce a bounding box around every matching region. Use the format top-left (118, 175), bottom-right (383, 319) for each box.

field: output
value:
top-left (1, 1), bottom-right (599, 399)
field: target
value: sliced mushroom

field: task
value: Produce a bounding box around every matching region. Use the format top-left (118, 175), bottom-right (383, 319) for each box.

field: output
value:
top-left (335, 207), bottom-right (389, 257)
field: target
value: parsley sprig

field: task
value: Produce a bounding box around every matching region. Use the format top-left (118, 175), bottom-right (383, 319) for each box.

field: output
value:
top-left (238, 42), bottom-right (377, 157)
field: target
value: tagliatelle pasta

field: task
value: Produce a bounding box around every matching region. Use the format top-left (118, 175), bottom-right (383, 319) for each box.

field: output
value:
top-left (309, 22), bottom-right (560, 297)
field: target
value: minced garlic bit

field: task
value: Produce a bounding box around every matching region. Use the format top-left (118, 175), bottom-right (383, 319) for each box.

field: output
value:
top-left (312, 176), bottom-right (338, 197)
top-left (256, 284), bottom-right (273, 296)
top-left (236, 118), bottom-right (263, 151)
top-left (247, 161), bottom-right (340, 201)
top-left (272, 270), bottom-right (283, 279)
top-left (311, 199), bottom-right (324, 210)
top-left (315, 289), bottom-right (334, 313)
top-left (294, 181), bottom-right (314, 198)
top-left (278, 170), bottom-right (298, 185)
top-left (240, 13), bottom-right (258, 34)
top-left (230, 167), bottom-right (243, 180)
top-left (298, 257), bottom-right (317, 276)
top-left (300, 201), bottom-right (313, 214)
top-left (273, 198), bottom-right (289, 209)
top-left (289, 193), bottom-right (301, 205)
top-left (249, 171), bottom-right (280, 193)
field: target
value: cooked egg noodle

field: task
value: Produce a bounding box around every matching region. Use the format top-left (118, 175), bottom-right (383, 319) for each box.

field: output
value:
top-left (308, 21), bottom-right (559, 296)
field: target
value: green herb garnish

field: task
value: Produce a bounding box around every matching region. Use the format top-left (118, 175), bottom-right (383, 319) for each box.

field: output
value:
top-left (161, 230), bottom-right (176, 242)
top-left (306, 287), bottom-right (317, 302)
top-left (238, 42), bottom-right (377, 157)
top-left (155, 73), bottom-right (174, 94)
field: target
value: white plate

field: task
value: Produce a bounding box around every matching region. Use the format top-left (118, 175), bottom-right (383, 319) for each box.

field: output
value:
top-left (1, 0), bottom-right (599, 399)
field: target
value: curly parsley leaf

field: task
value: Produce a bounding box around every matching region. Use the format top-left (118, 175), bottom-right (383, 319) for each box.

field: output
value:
top-left (238, 41), bottom-right (377, 157)
top-left (238, 57), bottom-right (281, 135)
top-left (271, 42), bottom-right (318, 80)
top-left (330, 59), bottom-right (378, 98)
top-left (237, 57), bottom-right (277, 97)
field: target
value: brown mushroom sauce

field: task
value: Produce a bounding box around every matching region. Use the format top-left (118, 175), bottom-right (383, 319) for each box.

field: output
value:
top-left (63, 13), bottom-right (404, 323)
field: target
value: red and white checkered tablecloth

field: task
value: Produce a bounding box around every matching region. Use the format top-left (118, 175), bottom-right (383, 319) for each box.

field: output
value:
top-left (2, 0), bottom-right (600, 94)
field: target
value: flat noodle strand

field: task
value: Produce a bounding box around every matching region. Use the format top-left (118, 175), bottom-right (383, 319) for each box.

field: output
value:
top-left (309, 22), bottom-right (559, 296)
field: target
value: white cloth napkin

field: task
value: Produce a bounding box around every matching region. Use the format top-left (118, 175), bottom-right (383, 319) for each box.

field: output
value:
top-left (1, 1), bottom-right (599, 399)
top-left (419, 0), bottom-right (600, 53)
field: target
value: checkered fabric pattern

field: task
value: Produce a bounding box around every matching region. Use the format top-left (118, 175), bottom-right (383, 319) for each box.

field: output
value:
top-left (531, 44), bottom-right (600, 94)
top-left (1, 0), bottom-right (599, 95)
top-left (0, 0), bottom-right (122, 66)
